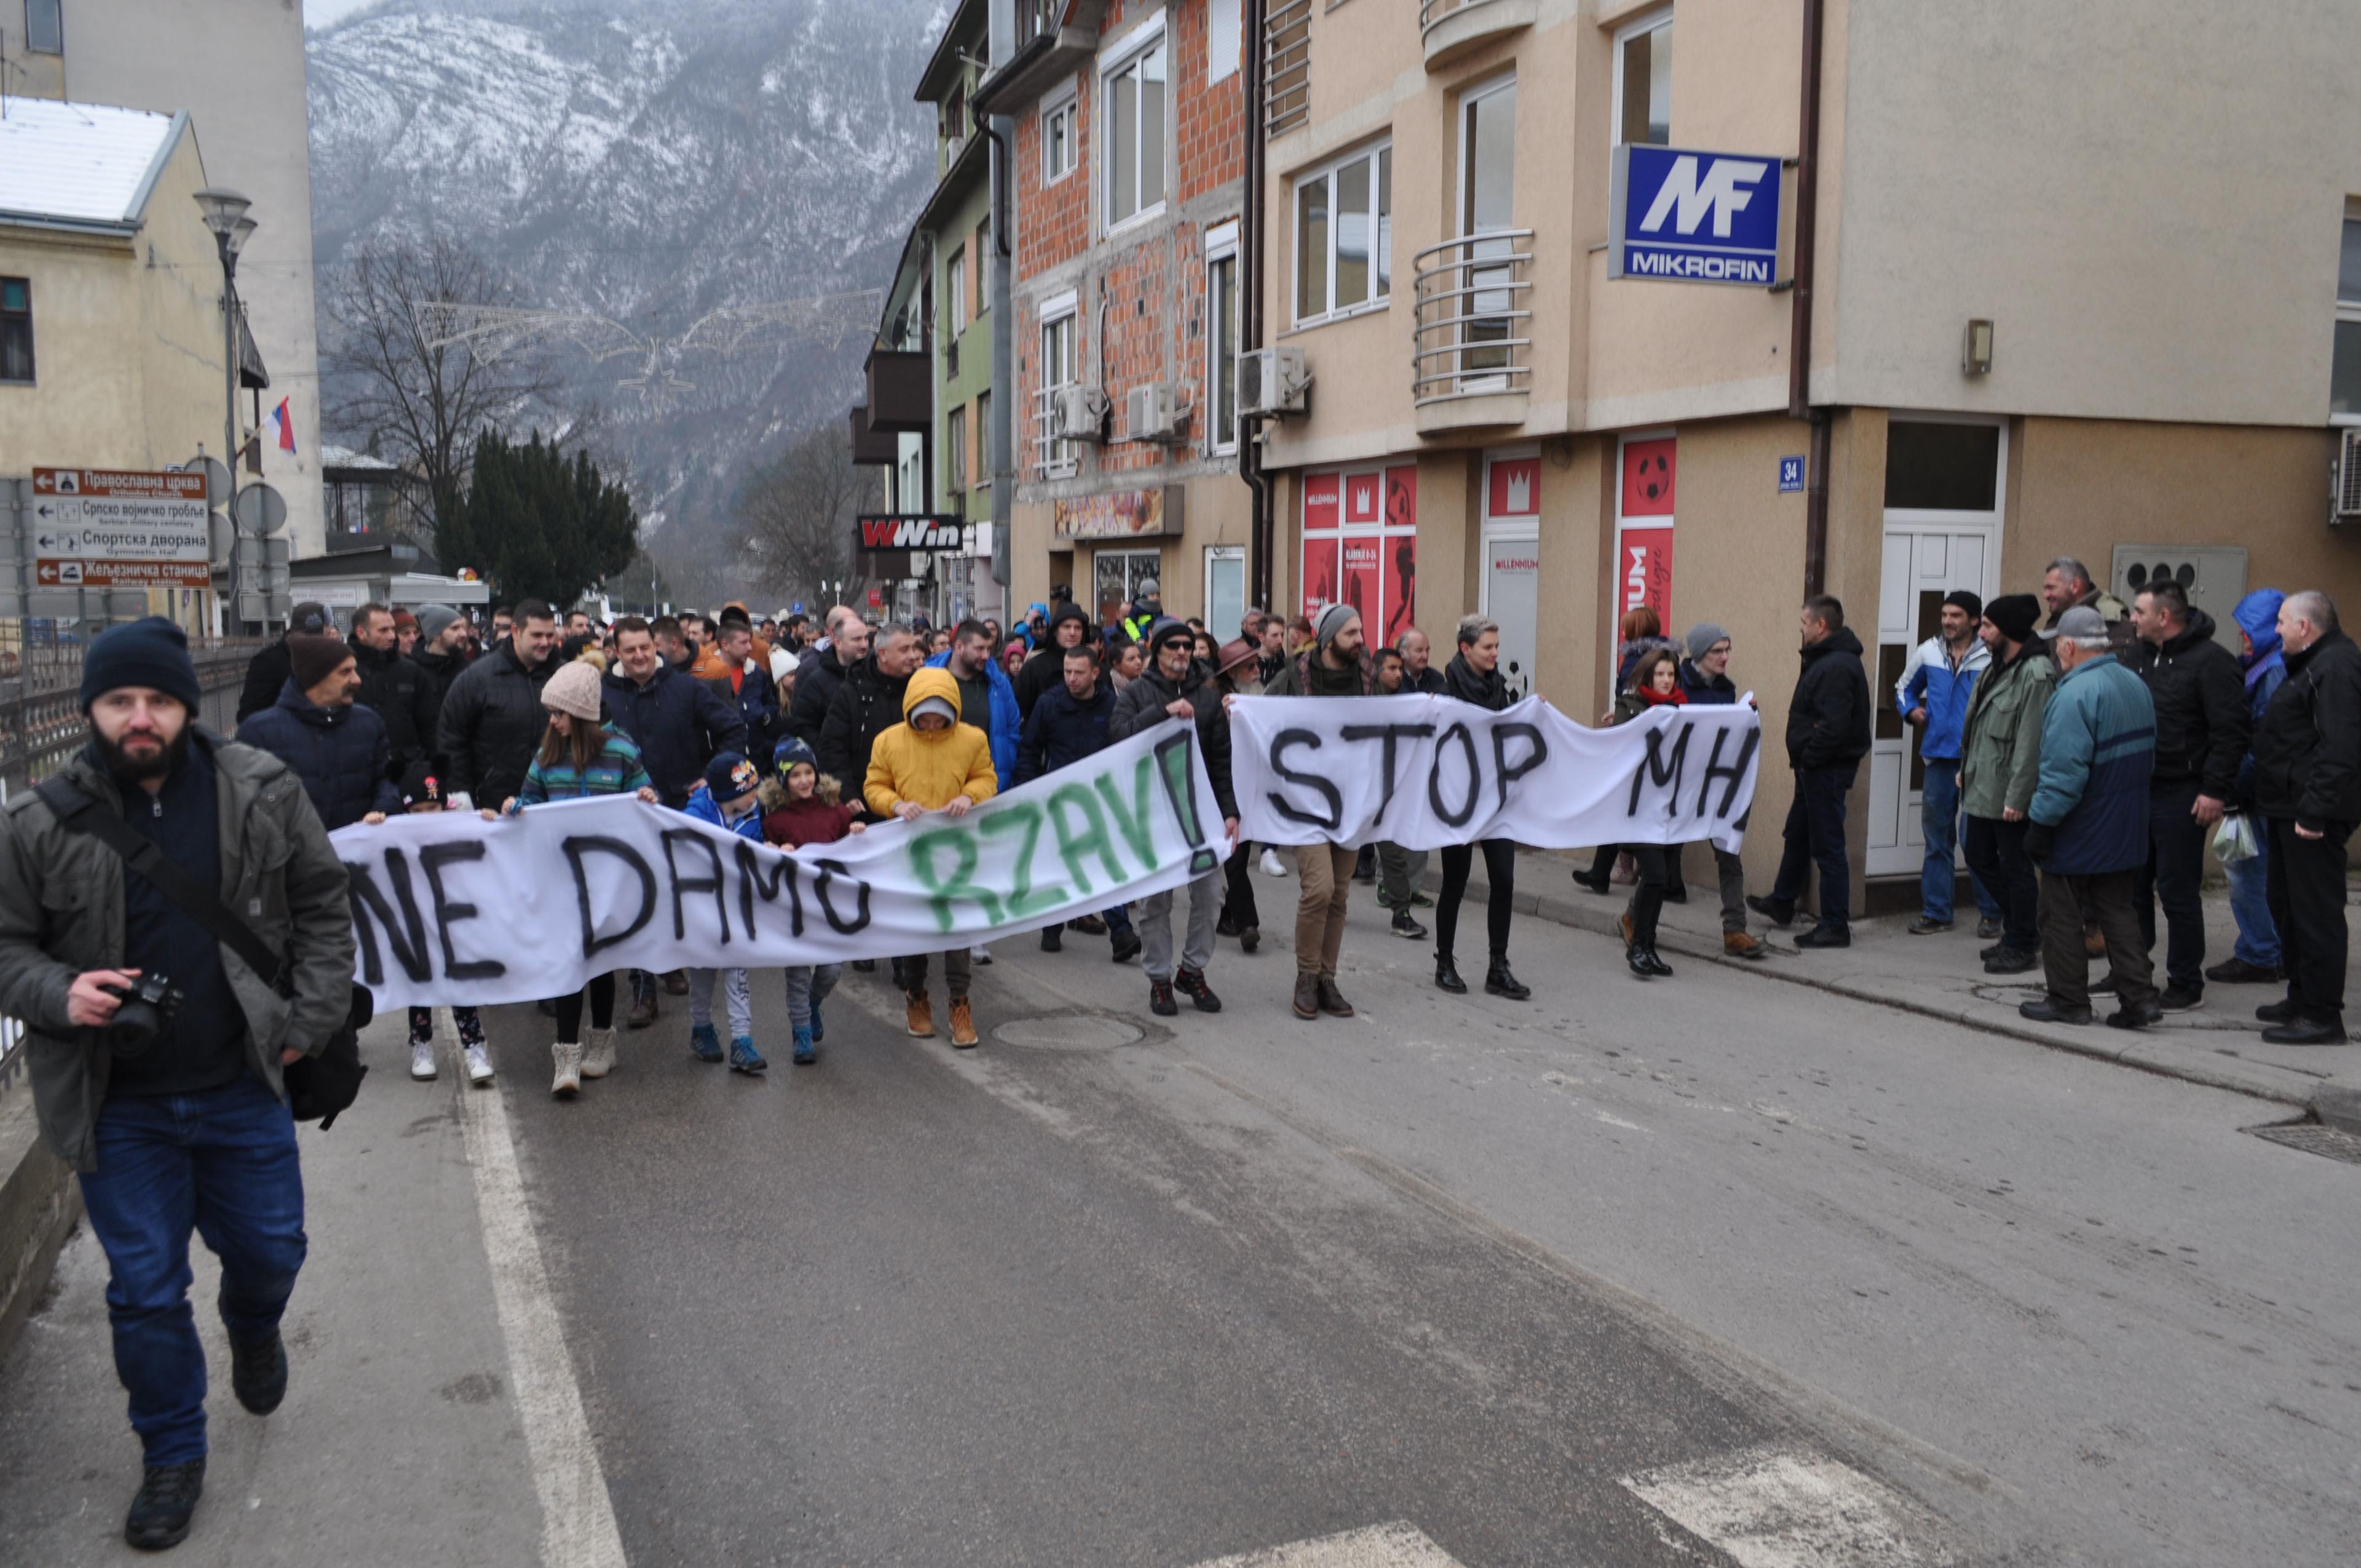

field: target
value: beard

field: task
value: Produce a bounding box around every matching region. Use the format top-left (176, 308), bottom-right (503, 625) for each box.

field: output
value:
top-left (92, 721), bottom-right (189, 783)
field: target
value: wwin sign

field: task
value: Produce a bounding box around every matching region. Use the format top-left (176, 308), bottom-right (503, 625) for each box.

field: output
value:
top-left (1608, 145), bottom-right (1782, 288)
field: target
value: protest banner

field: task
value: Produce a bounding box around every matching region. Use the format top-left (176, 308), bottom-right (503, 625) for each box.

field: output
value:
top-left (1227, 694), bottom-right (1758, 853)
top-left (331, 719), bottom-right (1226, 1009)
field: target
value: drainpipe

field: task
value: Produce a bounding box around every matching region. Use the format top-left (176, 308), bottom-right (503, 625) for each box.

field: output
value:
top-left (983, 114), bottom-right (1014, 620)
top-left (1241, 0), bottom-right (1273, 611)
top-left (1790, 0), bottom-right (1829, 598)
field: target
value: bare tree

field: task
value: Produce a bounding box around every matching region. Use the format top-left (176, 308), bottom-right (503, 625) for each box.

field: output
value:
top-left (736, 422), bottom-right (874, 609)
top-left (320, 234), bottom-right (558, 547)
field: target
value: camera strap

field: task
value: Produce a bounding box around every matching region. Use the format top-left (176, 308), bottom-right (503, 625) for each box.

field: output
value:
top-left (34, 775), bottom-right (289, 991)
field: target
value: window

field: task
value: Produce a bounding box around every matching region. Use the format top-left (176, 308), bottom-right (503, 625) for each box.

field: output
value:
top-left (1615, 9), bottom-right (1672, 148)
top-left (1456, 77), bottom-right (1517, 378)
top-left (1205, 546), bottom-right (1246, 640)
top-left (2335, 216), bottom-right (2361, 421)
top-left (1103, 33), bottom-right (1168, 230)
top-left (1206, 246), bottom-right (1238, 452)
top-left (973, 389), bottom-right (992, 486)
top-left (947, 246), bottom-right (968, 336)
top-left (973, 222), bottom-right (990, 320)
top-left (1094, 548), bottom-right (1161, 628)
top-left (947, 403), bottom-right (968, 497)
top-left (1208, 0), bottom-right (1241, 85)
top-left (0, 278), bottom-right (31, 384)
top-left (1043, 92), bottom-right (1078, 184)
top-left (1294, 143), bottom-right (1391, 326)
top-left (25, 0), bottom-right (61, 53)
top-left (1037, 303), bottom-right (1078, 478)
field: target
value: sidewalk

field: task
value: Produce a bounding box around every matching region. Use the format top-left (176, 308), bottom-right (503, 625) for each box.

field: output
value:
top-left (1424, 849), bottom-right (2357, 1110)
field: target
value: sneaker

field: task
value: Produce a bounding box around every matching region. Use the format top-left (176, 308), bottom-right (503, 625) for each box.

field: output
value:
top-left (1983, 947), bottom-right (2038, 975)
top-left (2205, 956), bottom-right (2282, 985)
top-left (551, 1042), bottom-right (583, 1098)
top-left (1390, 908), bottom-right (1428, 940)
top-left (2261, 1016), bottom-right (2349, 1045)
top-left (1150, 978), bottom-right (1179, 1016)
top-left (1907, 917), bottom-right (1952, 935)
top-left (792, 1026), bottom-right (817, 1065)
top-left (124, 1459), bottom-right (205, 1551)
top-left (948, 997), bottom-right (978, 1048)
top-left (1176, 967), bottom-right (1222, 1012)
top-left (809, 999), bottom-right (825, 1043)
top-left (580, 1026), bottom-right (616, 1079)
top-left (627, 991), bottom-right (658, 1029)
top-left (1110, 930), bottom-right (1143, 964)
top-left (2019, 998), bottom-right (2093, 1026)
top-left (971, 944), bottom-right (993, 965)
top-left (1409, 890), bottom-right (1433, 908)
top-left (1746, 894), bottom-right (1796, 928)
top-left (728, 1035), bottom-right (767, 1074)
top-left (1793, 924), bottom-right (1851, 949)
top-left (2156, 985), bottom-right (2204, 1012)
top-left (688, 1023), bottom-right (723, 1063)
top-left (1259, 847), bottom-right (1286, 877)
top-left (229, 1328), bottom-right (288, 1414)
top-left (1723, 930), bottom-right (1768, 960)
top-left (1040, 926), bottom-right (1064, 952)
top-left (464, 1042), bottom-right (495, 1085)
top-left (1238, 925), bottom-right (1260, 954)
top-left (906, 993), bottom-right (935, 1037)
top-left (409, 1039), bottom-right (438, 1080)
top-left (1976, 917), bottom-right (2004, 940)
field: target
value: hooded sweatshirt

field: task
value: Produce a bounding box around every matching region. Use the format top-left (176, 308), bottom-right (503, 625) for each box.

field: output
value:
top-left (864, 667), bottom-right (1001, 817)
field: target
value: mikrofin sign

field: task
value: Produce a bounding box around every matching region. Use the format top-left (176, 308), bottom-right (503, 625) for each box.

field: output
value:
top-left (28, 467), bottom-right (210, 588)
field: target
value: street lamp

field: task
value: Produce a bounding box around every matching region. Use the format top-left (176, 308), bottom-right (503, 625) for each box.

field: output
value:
top-left (194, 188), bottom-right (255, 629)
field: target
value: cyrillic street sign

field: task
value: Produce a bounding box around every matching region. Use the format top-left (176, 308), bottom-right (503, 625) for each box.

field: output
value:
top-left (28, 467), bottom-right (210, 587)
top-left (1608, 145), bottom-right (1782, 288)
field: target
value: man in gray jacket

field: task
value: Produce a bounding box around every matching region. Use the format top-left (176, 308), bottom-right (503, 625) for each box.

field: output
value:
top-left (0, 618), bottom-right (354, 1551)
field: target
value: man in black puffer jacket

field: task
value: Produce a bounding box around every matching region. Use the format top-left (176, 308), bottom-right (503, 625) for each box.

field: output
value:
top-left (435, 599), bottom-right (559, 809)
top-left (235, 635), bottom-right (400, 830)
top-left (789, 610), bottom-right (868, 747)
top-left (818, 625), bottom-right (920, 813)
top-left (2123, 584), bottom-right (2247, 1007)
top-left (2249, 590), bottom-right (2361, 1044)
top-left (1015, 601), bottom-right (1093, 719)
top-left (346, 603), bottom-right (441, 774)
top-left (1750, 595), bottom-right (1872, 947)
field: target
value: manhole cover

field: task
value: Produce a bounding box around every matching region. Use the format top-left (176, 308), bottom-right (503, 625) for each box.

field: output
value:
top-left (991, 1015), bottom-right (1145, 1051)
top-left (2245, 1122), bottom-right (2361, 1165)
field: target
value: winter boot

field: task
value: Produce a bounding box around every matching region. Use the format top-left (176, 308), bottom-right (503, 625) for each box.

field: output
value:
top-left (1484, 958), bottom-right (1530, 1000)
top-left (551, 1042), bottom-right (583, 1098)
top-left (580, 1026), bottom-right (617, 1079)
top-left (124, 1459), bottom-right (205, 1552)
top-left (906, 992), bottom-right (935, 1038)
top-left (948, 997), bottom-right (978, 1048)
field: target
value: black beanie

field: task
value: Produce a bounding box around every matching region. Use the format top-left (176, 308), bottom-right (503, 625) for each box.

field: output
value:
top-left (1983, 592), bottom-right (2039, 644)
top-left (80, 617), bottom-right (202, 714)
top-left (1942, 589), bottom-right (1984, 622)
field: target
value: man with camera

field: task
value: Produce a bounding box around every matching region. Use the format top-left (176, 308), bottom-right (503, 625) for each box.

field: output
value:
top-left (0, 618), bottom-right (354, 1551)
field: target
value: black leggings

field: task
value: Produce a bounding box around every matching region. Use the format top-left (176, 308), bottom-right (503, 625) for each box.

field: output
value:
top-left (554, 973), bottom-right (615, 1040)
top-left (1436, 840), bottom-right (1517, 961)
top-left (1627, 844), bottom-right (1670, 948)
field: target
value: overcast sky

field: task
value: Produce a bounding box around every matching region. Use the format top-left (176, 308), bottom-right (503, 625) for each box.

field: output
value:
top-left (304, 0), bottom-right (382, 28)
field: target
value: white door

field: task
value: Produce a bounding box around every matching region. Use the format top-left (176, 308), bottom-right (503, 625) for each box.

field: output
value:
top-left (1204, 545), bottom-right (1244, 643)
top-left (1482, 528), bottom-right (1540, 700)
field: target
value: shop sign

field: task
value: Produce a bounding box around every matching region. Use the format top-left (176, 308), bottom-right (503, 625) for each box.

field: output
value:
top-left (1609, 145), bottom-right (1781, 287)
top-left (1054, 486), bottom-right (1182, 540)
top-left (858, 514), bottom-right (963, 552)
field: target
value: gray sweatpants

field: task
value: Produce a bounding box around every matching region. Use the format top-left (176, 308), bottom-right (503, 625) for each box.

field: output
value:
top-left (689, 966), bottom-right (752, 1037)
top-left (1142, 868), bottom-right (1222, 980)
top-left (1377, 842), bottom-right (1428, 911)
top-left (783, 964), bottom-right (840, 1031)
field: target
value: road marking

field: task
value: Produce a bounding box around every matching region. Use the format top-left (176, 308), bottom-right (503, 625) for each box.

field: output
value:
top-left (1622, 1444), bottom-right (1948, 1567)
top-left (1187, 1522), bottom-right (1466, 1567)
top-left (443, 1008), bottom-right (630, 1568)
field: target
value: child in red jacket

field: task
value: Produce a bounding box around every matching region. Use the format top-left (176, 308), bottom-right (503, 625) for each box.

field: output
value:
top-left (761, 738), bottom-right (862, 1062)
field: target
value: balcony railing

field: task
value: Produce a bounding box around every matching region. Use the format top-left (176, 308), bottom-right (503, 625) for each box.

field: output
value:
top-left (1411, 229), bottom-right (1533, 411)
top-left (1265, 0), bottom-right (1311, 138)
top-left (1034, 383), bottom-right (1080, 480)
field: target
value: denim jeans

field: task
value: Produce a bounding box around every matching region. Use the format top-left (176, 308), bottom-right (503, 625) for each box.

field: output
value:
top-left (2225, 827), bottom-right (2280, 967)
top-left (78, 1072), bottom-right (307, 1465)
top-left (1770, 765), bottom-right (1857, 932)
top-left (1920, 759), bottom-right (2001, 924)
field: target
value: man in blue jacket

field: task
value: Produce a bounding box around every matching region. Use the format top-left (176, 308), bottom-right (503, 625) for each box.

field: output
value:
top-left (2208, 588), bottom-right (2288, 986)
top-left (1012, 641), bottom-right (1142, 962)
top-left (2020, 606), bottom-right (2159, 1029)
top-left (1897, 590), bottom-right (2000, 937)
top-left (234, 635), bottom-right (400, 831)
top-left (927, 617), bottom-right (1020, 787)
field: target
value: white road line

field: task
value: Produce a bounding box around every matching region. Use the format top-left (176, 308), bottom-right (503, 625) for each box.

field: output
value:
top-left (1187, 1522), bottom-right (1467, 1567)
top-left (1622, 1444), bottom-right (1948, 1568)
top-left (444, 1008), bottom-right (630, 1568)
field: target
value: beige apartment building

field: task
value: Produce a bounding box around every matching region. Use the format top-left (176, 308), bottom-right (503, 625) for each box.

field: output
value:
top-left (1252, 0), bottom-right (2361, 904)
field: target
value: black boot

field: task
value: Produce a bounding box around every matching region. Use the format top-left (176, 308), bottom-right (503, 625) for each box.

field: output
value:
top-left (1039, 925), bottom-right (1063, 952)
top-left (125, 1458), bottom-right (205, 1551)
top-left (1434, 956), bottom-right (1468, 994)
top-left (1484, 957), bottom-right (1530, 1000)
top-left (229, 1328), bottom-right (287, 1415)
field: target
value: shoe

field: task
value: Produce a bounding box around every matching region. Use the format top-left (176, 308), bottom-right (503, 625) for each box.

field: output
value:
top-left (1040, 926), bottom-right (1064, 952)
top-left (689, 1022), bottom-right (724, 1063)
top-left (1723, 930), bottom-right (1768, 960)
top-left (851, 958), bottom-right (877, 973)
top-left (124, 1459), bottom-right (205, 1552)
top-left (792, 1026), bottom-right (817, 1065)
top-left (1410, 890), bottom-right (1433, 908)
top-left (409, 1039), bottom-right (438, 1081)
top-left (2261, 1017), bottom-right (2349, 1045)
top-left (1176, 967), bottom-right (1223, 1012)
top-left (2205, 956), bottom-right (2282, 985)
top-left (809, 999), bottom-right (825, 1043)
top-left (1150, 978), bottom-right (1179, 1016)
top-left (552, 1042), bottom-right (583, 1098)
top-left (1484, 960), bottom-right (1530, 1000)
top-left (1980, 941), bottom-right (2007, 960)
top-left (464, 1042), bottom-right (495, 1085)
top-left (1316, 978), bottom-right (1355, 1018)
top-left (728, 1035), bottom-right (767, 1074)
top-left (1435, 957), bottom-right (1468, 994)
top-left (1238, 925), bottom-right (1260, 954)
top-left (2088, 974), bottom-right (2118, 994)
top-left (905, 993), bottom-right (935, 1038)
top-left (1292, 973), bottom-right (1323, 1019)
top-left (580, 1026), bottom-right (616, 1079)
top-left (1793, 924), bottom-right (1851, 949)
top-left (229, 1328), bottom-right (288, 1414)
top-left (1390, 908), bottom-right (1428, 940)
top-left (1570, 869), bottom-right (1613, 895)
top-left (1070, 913), bottom-right (1107, 935)
top-left (1746, 894), bottom-right (1796, 927)
top-left (627, 992), bottom-right (658, 1029)
top-left (948, 997), bottom-right (978, 1048)
top-left (2156, 985), bottom-right (2204, 1013)
top-left (1983, 947), bottom-right (2038, 975)
top-left (1977, 917), bottom-right (2004, 940)
top-left (1627, 943), bottom-right (1672, 979)
top-left (2105, 1002), bottom-right (2162, 1031)
top-left (1908, 917), bottom-right (1952, 935)
top-left (1618, 912), bottom-right (1635, 946)
top-left (2019, 999), bottom-right (2093, 1026)
top-left (1260, 847), bottom-right (1286, 877)
top-left (1110, 930), bottom-right (1143, 964)
top-left (971, 944), bottom-right (993, 965)
top-left (1216, 914), bottom-right (1241, 938)
top-left (662, 970), bottom-right (689, 995)
top-left (2082, 927), bottom-right (2106, 959)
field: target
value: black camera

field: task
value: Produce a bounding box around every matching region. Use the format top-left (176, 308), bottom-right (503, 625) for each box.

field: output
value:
top-left (101, 973), bottom-right (184, 1056)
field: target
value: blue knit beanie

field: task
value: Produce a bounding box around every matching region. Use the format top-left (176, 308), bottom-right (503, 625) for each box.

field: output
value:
top-left (772, 736), bottom-right (818, 778)
top-left (81, 617), bottom-right (202, 714)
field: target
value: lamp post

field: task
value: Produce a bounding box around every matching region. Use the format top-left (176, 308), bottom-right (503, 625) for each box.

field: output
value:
top-left (194, 188), bottom-right (254, 629)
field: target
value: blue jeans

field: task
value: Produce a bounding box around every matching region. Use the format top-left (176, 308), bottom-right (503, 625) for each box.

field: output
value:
top-left (78, 1072), bottom-right (307, 1465)
top-left (1920, 760), bottom-right (2001, 924)
top-left (2226, 826), bottom-right (2280, 967)
top-left (1771, 764), bottom-right (1857, 932)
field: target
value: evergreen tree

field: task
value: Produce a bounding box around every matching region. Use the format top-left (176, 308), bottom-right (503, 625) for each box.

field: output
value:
top-left (443, 431), bottom-right (638, 606)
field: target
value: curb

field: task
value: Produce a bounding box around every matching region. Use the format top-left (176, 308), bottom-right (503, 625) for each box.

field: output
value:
top-left (2313, 1083), bottom-right (2361, 1135)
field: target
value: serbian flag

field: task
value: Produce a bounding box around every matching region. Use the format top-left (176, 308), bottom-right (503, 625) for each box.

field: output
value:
top-left (268, 398), bottom-right (296, 454)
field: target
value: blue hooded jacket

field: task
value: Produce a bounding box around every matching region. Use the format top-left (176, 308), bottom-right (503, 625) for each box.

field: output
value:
top-left (678, 780), bottom-right (765, 842)
top-left (923, 649), bottom-right (1020, 786)
top-left (2231, 588), bottom-right (2287, 803)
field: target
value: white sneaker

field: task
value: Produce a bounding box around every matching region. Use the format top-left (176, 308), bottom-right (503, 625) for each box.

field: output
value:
top-left (409, 1039), bottom-right (437, 1081)
top-left (552, 1042), bottom-right (583, 1098)
top-left (970, 943), bottom-right (992, 965)
top-left (580, 1026), bottom-right (616, 1079)
top-left (463, 1042), bottom-right (494, 1085)
top-left (1259, 847), bottom-right (1286, 877)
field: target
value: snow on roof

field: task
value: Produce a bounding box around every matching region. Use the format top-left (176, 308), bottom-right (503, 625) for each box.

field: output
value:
top-left (321, 444), bottom-right (400, 470)
top-left (0, 99), bottom-right (188, 229)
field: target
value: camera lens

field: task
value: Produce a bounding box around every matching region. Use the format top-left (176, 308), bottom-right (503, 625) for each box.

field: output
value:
top-left (106, 1000), bottom-right (162, 1055)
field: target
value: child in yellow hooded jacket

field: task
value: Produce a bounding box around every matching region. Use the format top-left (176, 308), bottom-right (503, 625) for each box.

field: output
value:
top-left (865, 667), bottom-right (999, 1045)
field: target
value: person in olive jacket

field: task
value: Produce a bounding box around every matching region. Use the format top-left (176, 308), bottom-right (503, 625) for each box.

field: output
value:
top-left (434, 599), bottom-right (560, 809)
top-left (1957, 593), bottom-right (2057, 973)
top-left (1748, 595), bottom-right (1872, 947)
top-left (2249, 590), bottom-right (2361, 1045)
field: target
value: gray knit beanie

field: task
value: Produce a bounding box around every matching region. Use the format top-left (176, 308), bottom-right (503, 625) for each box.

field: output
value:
top-left (1685, 622), bottom-right (1730, 662)
top-left (1314, 602), bottom-right (1359, 649)
top-left (415, 603), bottom-right (462, 646)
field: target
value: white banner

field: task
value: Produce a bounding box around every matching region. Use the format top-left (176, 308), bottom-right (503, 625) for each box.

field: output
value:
top-left (1228, 695), bottom-right (1759, 853)
top-left (330, 720), bottom-right (1227, 1009)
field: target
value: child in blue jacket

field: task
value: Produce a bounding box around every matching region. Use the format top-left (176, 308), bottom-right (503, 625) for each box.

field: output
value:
top-left (679, 752), bottom-right (768, 1074)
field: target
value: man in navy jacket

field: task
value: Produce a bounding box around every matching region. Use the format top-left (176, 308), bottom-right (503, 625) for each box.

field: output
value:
top-left (601, 617), bottom-right (746, 808)
top-left (234, 635), bottom-right (399, 831)
top-left (1012, 641), bottom-right (1140, 962)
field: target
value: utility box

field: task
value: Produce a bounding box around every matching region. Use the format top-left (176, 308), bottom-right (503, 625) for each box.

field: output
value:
top-left (2109, 544), bottom-right (2248, 652)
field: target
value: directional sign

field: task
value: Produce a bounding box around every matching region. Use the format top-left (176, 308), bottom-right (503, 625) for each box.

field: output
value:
top-left (1608, 145), bottom-right (1783, 287)
top-left (30, 467), bottom-right (211, 587)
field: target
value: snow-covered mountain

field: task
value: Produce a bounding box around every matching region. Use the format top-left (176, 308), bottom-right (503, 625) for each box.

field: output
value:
top-left (307, 0), bottom-right (942, 549)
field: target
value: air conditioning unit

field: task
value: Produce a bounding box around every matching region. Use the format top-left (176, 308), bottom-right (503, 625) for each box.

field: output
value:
top-left (2336, 427), bottom-right (2361, 526)
top-left (1125, 382), bottom-right (1185, 443)
top-left (1237, 346), bottom-right (1310, 418)
top-left (1050, 384), bottom-right (1110, 441)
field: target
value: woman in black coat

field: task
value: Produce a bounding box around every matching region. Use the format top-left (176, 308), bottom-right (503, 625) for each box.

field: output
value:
top-left (1432, 614), bottom-right (1531, 1000)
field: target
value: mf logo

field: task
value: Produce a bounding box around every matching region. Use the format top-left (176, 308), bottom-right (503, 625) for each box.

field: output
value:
top-left (858, 515), bottom-right (962, 550)
top-left (1639, 155), bottom-right (1772, 239)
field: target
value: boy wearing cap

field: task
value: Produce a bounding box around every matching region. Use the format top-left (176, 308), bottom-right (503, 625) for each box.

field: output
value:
top-left (1896, 589), bottom-right (2002, 936)
top-left (865, 668), bottom-right (999, 1046)
top-left (680, 753), bottom-right (770, 1074)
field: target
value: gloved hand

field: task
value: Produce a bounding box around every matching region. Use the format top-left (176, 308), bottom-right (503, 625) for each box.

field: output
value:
top-left (2022, 820), bottom-right (2055, 865)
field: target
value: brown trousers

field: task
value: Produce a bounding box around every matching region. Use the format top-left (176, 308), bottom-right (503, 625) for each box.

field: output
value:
top-left (1294, 844), bottom-right (1358, 979)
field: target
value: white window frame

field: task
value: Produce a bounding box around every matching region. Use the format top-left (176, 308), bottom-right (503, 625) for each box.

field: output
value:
top-left (1291, 140), bottom-right (1393, 330)
top-left (1205, 222), bottom-right (1240, 455)
top-left (947, 402), bottom-right (968, 497)
top-left (1204, 545), bottom-right (1246, 639)
top-left (1611, 6), bottom-right (1673, 152)
top-left (1208, 0), bottom-right (1241, 85)
top-left (1037, 294), bottom-right (1080, 480)
top-left (2335, 212), bottom-right (2361, 427)
top-left (25, 0), bottom-right (62, 54)
top-left (1099, 17), bottom-right (1170, 237)
top-left (1042, 87), bottom-right (1079, 186)
top-left (947, 245), bottom-right (969, 337)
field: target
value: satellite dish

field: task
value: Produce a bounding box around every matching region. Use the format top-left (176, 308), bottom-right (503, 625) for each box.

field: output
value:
top-left (234, 482), bottom-right (288, 538)
top-left (181, 456), bottom-right (233, 508)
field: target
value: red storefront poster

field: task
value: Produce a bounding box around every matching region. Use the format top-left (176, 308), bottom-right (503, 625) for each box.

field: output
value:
top-left (1340, 534), bottom-right (1382, 629)
top-left (1302, 536), bottom-right (1341, 617)
top-left (1304, 472), bottom-right (1342, 531)
top-left (1384, 465), bottom-right (1417, 529)
top-left (1380, 531), bottom-right (1417, 646)
top-left (1618, 526), bottom-right (1675, 625)
top-left (1344, 469), bottom-right (1382, 525)
top-left (1487, 456), bottom-right (1539, 518)
top-left (1620, 438), bottom-right (1677, 517)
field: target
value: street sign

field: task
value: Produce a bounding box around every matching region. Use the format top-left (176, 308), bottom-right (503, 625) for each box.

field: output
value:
top-left (28, 467), bottom-right (211, 588)
top-left (178, 454), bottom-right (232, 508)
top-left (1608, 145), bottom-right (1782, 287)
top-left (234, 481), bottom-right (289, 537)
top-left (1778, 455), bottom-right (1806, 493)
